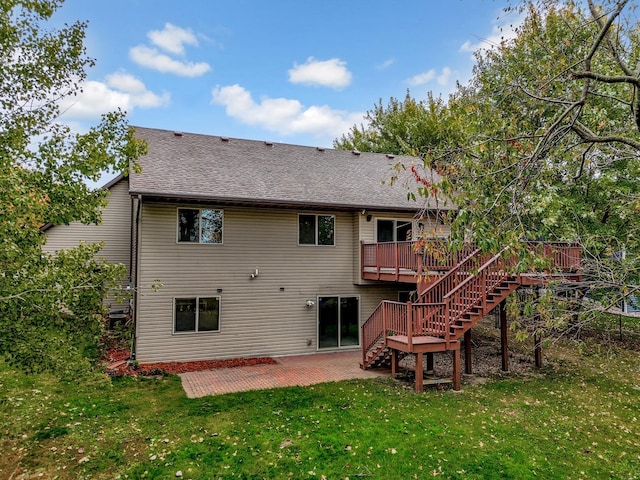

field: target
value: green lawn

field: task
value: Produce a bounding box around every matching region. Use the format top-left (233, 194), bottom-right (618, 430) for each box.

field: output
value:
top-left (1, 335), bottom-right (639, 479)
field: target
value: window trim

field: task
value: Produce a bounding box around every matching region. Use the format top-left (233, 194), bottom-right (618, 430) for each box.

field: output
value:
top-left (297, 213), bottom-right (336, 246)
top-left (173, 295), bottom-right (221, 334)
top-left (176, 207), bottom-right (224, 245)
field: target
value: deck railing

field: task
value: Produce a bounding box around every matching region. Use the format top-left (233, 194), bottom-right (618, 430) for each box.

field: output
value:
top-left (362, 240), bottom-right (581, 281)
top-left (361, 241), bottom-right (418, 276)
top-left (524, 241), bottom-right (581, 272)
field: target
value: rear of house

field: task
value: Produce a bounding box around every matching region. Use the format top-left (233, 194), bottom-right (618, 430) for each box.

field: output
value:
top-left (134, 203), bottom-right (425, 363)
top-left (45, 127), bottom-right (452, 364)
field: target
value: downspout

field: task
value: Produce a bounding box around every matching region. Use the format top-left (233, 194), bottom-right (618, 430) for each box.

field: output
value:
top-left (131, 194), bottom-right (142, 359)
top-left (129, 195), bottom-right (135, 288)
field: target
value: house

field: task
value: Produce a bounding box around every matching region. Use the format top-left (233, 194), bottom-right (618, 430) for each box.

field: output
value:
top-left (43, 127), bottom-right (453, 364)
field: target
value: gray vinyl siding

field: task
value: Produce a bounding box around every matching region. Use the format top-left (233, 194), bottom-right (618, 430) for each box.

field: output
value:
top-left (42, 178), bottom-right (131, 309)
top-left (135, 203), bottom-right (405, 363)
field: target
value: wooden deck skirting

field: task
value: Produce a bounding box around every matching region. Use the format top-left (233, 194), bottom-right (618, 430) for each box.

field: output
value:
top-left (360, 241), bottom-right (581, 392)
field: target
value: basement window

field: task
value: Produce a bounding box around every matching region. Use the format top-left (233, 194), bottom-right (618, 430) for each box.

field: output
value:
top-left (174, 297), bottom-right (220, 333)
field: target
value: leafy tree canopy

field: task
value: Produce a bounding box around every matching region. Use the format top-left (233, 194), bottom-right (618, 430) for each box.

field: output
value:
top-left (0, 0), bottom-right (146, 376)
top-left (339, 0), bottom-right (640, 332)
top-left (334, 91), bottom-right (464, 158)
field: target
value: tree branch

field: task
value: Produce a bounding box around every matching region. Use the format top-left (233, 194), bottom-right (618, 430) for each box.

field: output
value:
top-left (572, 120), bottom-right (640, 150)
top-left (573, 143), bottom-right (595, 180)
top-left (572, 70), bottom-right (640, 86)
top-left (588, 0), bottom-right (634, 76)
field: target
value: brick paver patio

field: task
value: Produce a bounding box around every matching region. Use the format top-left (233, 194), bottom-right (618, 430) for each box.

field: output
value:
top-left (180, 351), bottom-right (390, 398)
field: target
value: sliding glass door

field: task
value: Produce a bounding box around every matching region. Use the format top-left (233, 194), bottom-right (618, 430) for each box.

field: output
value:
top-left (318, 296), bottom-right (359, 349)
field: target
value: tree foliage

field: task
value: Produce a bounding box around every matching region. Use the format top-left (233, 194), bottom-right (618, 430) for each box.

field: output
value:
top-left (447, 0), bottom-right (640, 319)
top-left (334, 91), bottom-right (464, 158)
top-left (0, 0), bottom-right (146, 376)
top-left (339, 0), bottom-right (640, 335)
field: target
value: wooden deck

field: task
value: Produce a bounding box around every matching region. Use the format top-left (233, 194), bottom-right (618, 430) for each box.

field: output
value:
top-left (361, 240), bottom-right (581, 282)
top-left (360, 241), bottom-right (581, 392)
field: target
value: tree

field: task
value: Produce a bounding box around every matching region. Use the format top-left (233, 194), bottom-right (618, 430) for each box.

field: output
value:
top-left (0, 0), bottom-right (146, 376)
top-left (334, 91), bottom-right (464, 158)
top-left (444, 0), bottom-right (640, 330)
top-left (340, 0), bottom-right (640, 337)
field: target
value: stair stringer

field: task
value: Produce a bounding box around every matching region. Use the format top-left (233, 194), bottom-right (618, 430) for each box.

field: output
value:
top-left (447, 277), bottom-right (521, 342)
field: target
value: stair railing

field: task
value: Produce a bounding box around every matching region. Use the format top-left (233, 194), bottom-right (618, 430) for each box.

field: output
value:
top-left (411, 302), bottom-right (447, 336)
top-left (442, 248), bottom-right (514, 338)
top-left (361, 300), bottom-right (409, 367)
top-left (418, 247), bottom-right (483, 299)
top-left (361, 301), bottom-right (386, 366)
top-left (407, 247), bottom-right (485, 343)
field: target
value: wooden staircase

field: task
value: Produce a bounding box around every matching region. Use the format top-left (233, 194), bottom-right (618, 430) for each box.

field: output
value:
top-left (360, 243), bottom-right (581, 391)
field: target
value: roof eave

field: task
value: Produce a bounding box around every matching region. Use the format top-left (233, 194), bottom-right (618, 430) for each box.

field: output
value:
top-left (128, 190), bottom-right (449, 213)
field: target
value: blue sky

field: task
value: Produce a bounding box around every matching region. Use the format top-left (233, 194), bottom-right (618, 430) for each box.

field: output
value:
top-left (52, 0), bottom-right (518, 148)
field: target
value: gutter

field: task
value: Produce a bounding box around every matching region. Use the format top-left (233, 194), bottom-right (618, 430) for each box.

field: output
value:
top-left (126, 190), bottom-right (445, 214)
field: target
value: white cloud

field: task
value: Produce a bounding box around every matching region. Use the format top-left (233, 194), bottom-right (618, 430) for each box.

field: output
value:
top-left (406, 70), bottom-right (436, 86)
top-left (211, 84), bottom-right (363, 137)
top-left (376, 58), bottom-right (395, 70)
top-left (437, 67), bottom-right (452, 86)
top-left (405, 67), bottom-right (454, 88)
top-left (105, 72), bottom-right (146, 94)
top-left (460, 9), bottom-right (524, 53)
top-left (288, 57), bottom-right (352, 89)
top-left (106, 72), bottom-right (170, 108)
top-left (147, 23), bottom-right (198, 56)
top-left (130, 45), bottom-right (211, 77)
top-left (59, 73), bottom-right (170, 120)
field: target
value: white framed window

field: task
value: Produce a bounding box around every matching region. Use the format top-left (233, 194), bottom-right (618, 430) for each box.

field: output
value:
top-left (376, 218), bottom-right (412, 242)
top-left (174, 296), bottom-right (221, 333)
top-left (298, 214), bottom-right (335, 246)
top-left (177, 208), bottom-right (223, 244)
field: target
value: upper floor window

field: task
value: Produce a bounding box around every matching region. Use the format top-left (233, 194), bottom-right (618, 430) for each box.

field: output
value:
top-left (376, 219), bottom-right (412, 242)
top-left (299, 214), bottom-right (335, 246)
top-left (177, 208), bottom-right (223, 244)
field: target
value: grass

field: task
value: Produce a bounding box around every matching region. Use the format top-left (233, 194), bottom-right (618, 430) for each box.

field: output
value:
top-left (1, 333), bottom-right (639, 479)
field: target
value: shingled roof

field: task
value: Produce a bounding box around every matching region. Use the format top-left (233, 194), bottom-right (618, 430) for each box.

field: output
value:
top-left (129, 127), bottom-right (451, 212)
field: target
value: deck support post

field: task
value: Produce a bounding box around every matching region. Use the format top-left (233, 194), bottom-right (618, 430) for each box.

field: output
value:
top-left (391, 349), bottom-right (398, 376)
top-left (500, 300), bottom-right (509, 371)
top-left (415, 352), bottom-right (424, 392)
top-left (452, 345), bottom-right (461, 391)
top-left (426, 352), bottom-right (434, 374)
top-left (534, 288), bottom-right (543, 368)
top-left (534, 332), bottom-right (543, 368)
top-left (464, 330), bottom-right (472, 374)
